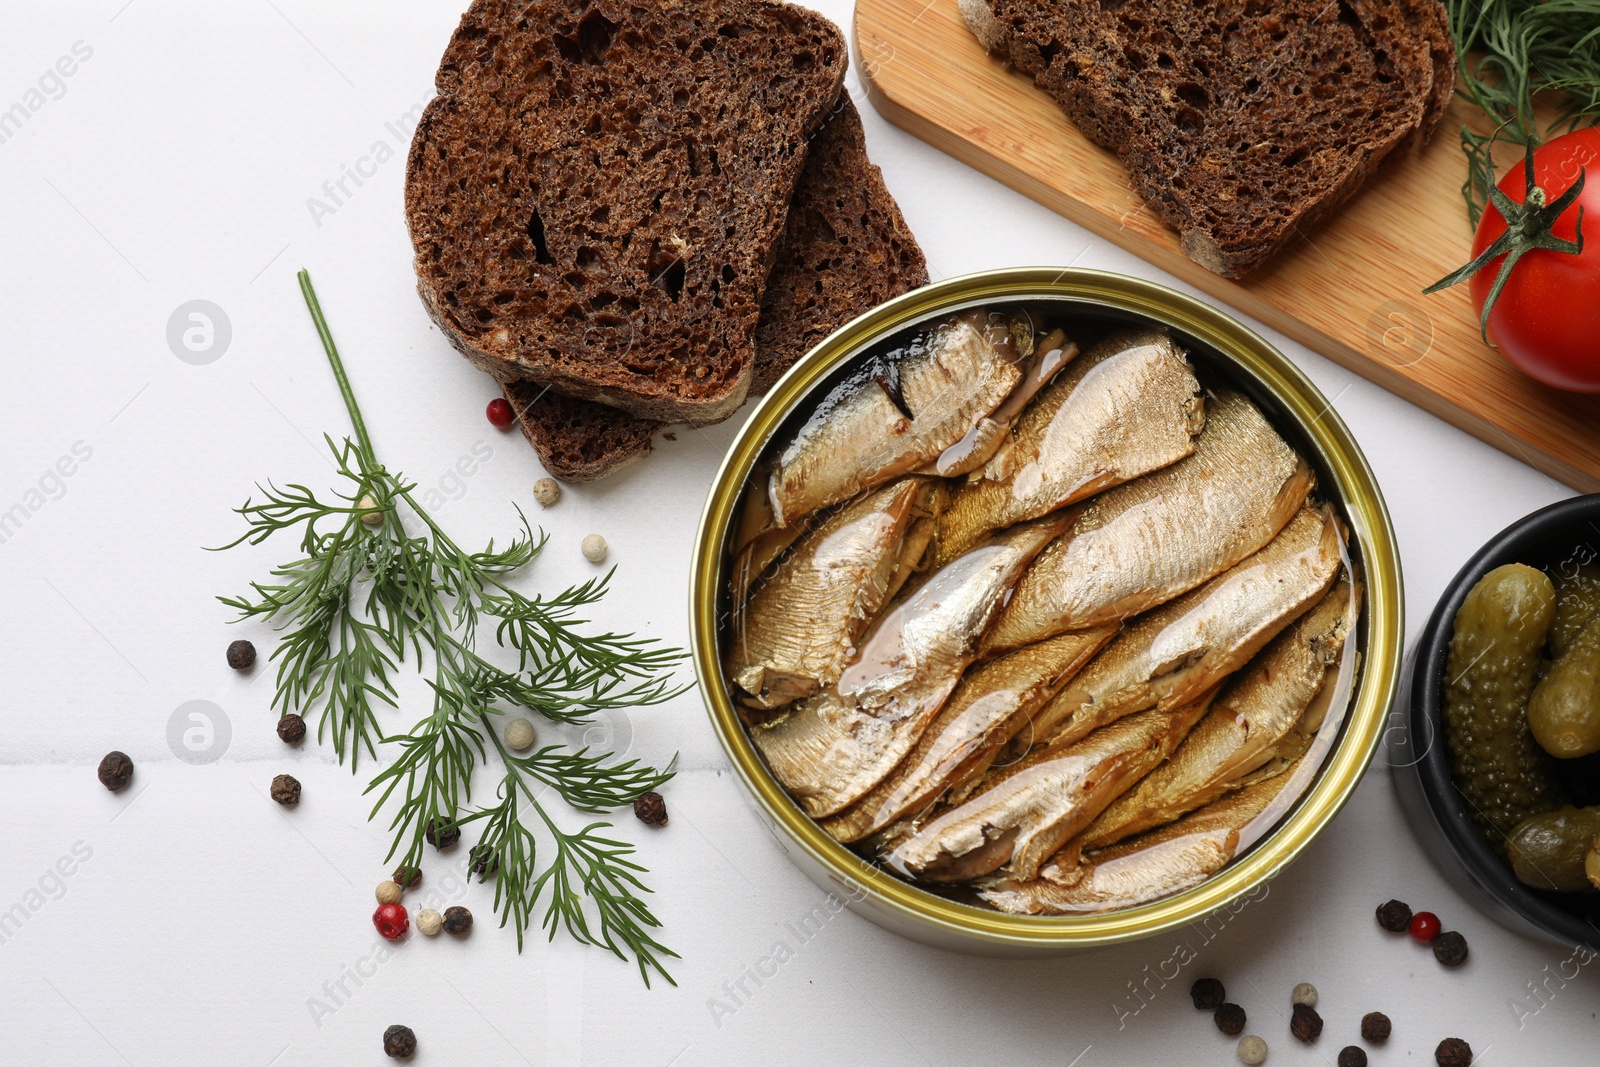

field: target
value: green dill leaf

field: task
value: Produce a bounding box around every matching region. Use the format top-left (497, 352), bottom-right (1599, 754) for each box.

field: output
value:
top-left (1444, 0), bottom-right (1600, 224)
top-left (513, 747), bottom-right (677, 813)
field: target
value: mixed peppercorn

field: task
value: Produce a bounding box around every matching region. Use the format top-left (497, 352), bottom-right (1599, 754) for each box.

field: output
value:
top-left (382, 1024), bottom-right (417, 1059)
top-left (97, 751), bottom-right (133, 792)
top-left (425, 817), bottom-right (461, 849)
top-left (634, 790), bottom-right (669, 827)
top-left (276, 713), bottom-right (306, 744)
top-left (485, 396), bottom-right (514, 429)
top-left (270, 774), bottom-right (301, 806)
top-left (226, 639), bottom-right (256, 670)
top-left (1185, 897), bottom-right (1475, 1065)
top-left (1290, 1003), bottom-right (1323, 1044)
top-left (1337, 1046), bottom-right (1367, 1067)
top-left (1435, 1037), bottom-right (1474, 1067)
top-left (372, 903), bottom-right (409, 940)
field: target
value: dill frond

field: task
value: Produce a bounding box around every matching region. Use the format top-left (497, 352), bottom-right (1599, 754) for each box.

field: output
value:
top-left (215, 270), bottom-right (690, 985)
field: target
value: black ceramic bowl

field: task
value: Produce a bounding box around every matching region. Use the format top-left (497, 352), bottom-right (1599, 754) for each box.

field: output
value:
top-left (1392, 494), bottom-right (1600, 951)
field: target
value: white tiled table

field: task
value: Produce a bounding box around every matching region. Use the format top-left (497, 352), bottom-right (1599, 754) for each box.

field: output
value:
top-left (1, 2), bottom-right (1589, 1063)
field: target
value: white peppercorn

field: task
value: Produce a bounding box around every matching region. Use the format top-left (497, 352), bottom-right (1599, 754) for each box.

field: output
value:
top-left (375, 880), bottom-right (403, 905)
top-left (1237, 1035), bottom-right (1268, 1065)
top-left (504, 717), bottom-right (537, 752)
top-left (533, 478), bottom-right (561, 507)
top-left (415, 908), bottom-right (444, 936)
top-left (1291, 982), bottom-right (1317, 1008)
top-left (581, 534), bottom-right (608, 563)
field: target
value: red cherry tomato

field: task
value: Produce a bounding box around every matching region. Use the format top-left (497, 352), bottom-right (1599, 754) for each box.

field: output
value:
top-left (373, 902), bottom-right (410, 940)
top-left (486, 397), bottom-right (515, 429)
top-left (1409, 910), bottom-right (1441, 943)
top-left (1468, 127), bottom-right (1600, 393)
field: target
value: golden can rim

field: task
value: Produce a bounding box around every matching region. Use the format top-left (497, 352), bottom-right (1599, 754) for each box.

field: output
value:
top-left (690, 267), bottom-right (1403, 947)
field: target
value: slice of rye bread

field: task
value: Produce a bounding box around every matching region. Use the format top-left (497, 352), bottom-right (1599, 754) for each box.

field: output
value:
top-left (961, 0), bottom-right (1455, 277)
top-left (503, 97), bottom-right (930, 482)
top-left (405, 0), bottom-right (848, 423)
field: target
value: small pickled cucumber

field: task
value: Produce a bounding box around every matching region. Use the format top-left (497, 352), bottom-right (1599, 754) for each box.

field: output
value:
top-left (1550, 562), bottom-right (1600, 659)
top-left (1529, 614), bottom-right (1600, 759)
top-left (1507, 807), bottom-right (1600, 892)
top-left (1443, 563), bottom-right (1562, 843)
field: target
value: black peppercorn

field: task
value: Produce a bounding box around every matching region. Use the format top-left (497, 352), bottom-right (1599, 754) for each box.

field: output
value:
top-left (1290, 1003), bottom-right (1323, 1044)
top-left (393, 865), bottom-right (422, 889)
top-left (1376, 898), bottom-right (1412, 932)
top-left (97, 751), bottom-right (133, 792)
top-left (1190, 977), bottom-right (1225, 1010)
top-left (425, 817), bottom-right (460, 849)
top-left (634, 790), bottom-right (668, 826)
top-left (443, 905), bottom-right (473, 936)
top-left (1436, 1037), bottom-right (1473, 1067)
top-left (1337, 1046), bottom-right (1367, 1067)
top-left (276, 713), bottom-right (306, 744)
top-left (1190, 979), bottom-right (1222, 1011)
top-left (270, 773), bottom-right (301, 805)
top-left (382, 1024), bottom-right (416, 1059)
top-left (1361, 1012), bottom-right (1391, 1043)
top-left (1214, 1002), bottom-right (1247, 1036)
top-left (227, 639), bottom-right (257, 671)
top-left (1433, 930), bottom-right (1469, 967)
top-left (469, 844), bottom-right (499, 877)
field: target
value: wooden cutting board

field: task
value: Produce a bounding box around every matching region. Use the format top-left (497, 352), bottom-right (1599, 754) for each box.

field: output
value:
top-left (855, 0), bottom-right (1600, 491)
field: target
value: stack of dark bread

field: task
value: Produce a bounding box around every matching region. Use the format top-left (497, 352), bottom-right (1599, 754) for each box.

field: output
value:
top-left (405, 0), bottom-right (928, 480)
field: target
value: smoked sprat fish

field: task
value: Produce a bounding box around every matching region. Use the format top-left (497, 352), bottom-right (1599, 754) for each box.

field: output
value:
top-left (728, 471), bottom-right (809, 611)
top-left (749, 514), bottom-right (1071, 818)
top-left (932, 327), bottom-right (1080, 478)
top-left (982, 391), bottom-right (1313, 652)
top-left (820, 625), bottom-right (1117, 844)
top-left (1079, 577), bottom-right (1360, 850)
top-left (934, 327), bottom-right (1204, 566)
top-left (979, 768), bottom-right (1303, 915)
top-left (766, 309), bottom-right (1033, 527)
top-left (1020, 505), bottom-right (1345, 752)
top-left (884, 695), bottom-right (1216, 883)
top-left (726, 478), bottom-right (942, 710)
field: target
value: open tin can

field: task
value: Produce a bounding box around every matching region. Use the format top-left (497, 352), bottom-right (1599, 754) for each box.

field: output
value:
top-left (690, 268), bottom-right (1403, 955)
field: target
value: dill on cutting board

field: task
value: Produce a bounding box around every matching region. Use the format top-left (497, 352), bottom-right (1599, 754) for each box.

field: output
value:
top-left (216, 270), bottom-right (688, 985)
top-left (1445, 0), bottom-right (1600, 226)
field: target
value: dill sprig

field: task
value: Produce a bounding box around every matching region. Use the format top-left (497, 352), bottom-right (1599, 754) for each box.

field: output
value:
top-left (216, 269), bottom-right (689, 985)
top-left (1445, 0), bottom-right (1600, 226)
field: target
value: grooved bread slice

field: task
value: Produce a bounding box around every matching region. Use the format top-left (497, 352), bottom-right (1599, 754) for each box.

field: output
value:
top-left (962, 0), bottom-right (1455, 277)
top-left (504, 97), bottom-right (930, 482)
top-left (406, 0), bottom-right (848, 422)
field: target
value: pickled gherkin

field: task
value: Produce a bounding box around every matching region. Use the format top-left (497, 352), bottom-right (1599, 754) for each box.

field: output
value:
top-left (1550, 562), bottom-right (1600, 659)
top-left (1529, 614), bottom-right (1600, 759)
top-left (1507, 806), bottom-right (1600, 892)
top-left (1443, 564), bottom-right (1563, 844)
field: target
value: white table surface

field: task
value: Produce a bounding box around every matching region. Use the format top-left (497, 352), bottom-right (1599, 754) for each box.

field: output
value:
top-left (2, 2), bottom-right (1593, 1064)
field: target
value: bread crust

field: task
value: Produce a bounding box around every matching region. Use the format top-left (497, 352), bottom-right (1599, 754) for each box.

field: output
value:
top-left (503, 381), bottom-right (663, 482)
